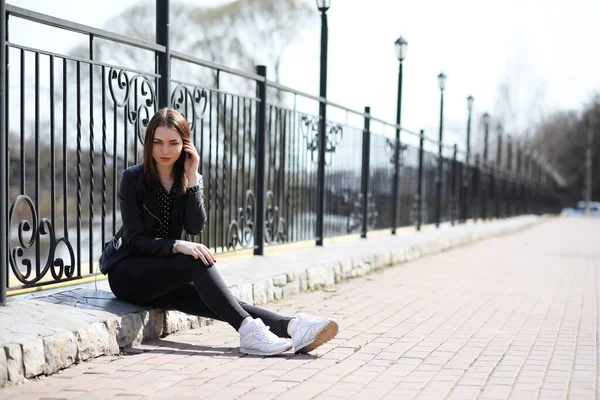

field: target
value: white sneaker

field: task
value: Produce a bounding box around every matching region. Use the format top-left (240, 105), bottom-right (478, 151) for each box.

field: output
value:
top-left (292, 314), bottom-right (339, 354)
top-left (239, 318), bottom-right (292, 356)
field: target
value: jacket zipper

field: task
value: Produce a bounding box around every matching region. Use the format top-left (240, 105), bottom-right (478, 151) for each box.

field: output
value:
top-left (143, 204), bottom-right (163, 227)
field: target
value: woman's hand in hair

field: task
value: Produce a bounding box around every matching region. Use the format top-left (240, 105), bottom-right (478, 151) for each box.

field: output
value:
top-left (176, 240), bottom-right (216, 266)
top-left (183, 143), bottom-right (200, 184)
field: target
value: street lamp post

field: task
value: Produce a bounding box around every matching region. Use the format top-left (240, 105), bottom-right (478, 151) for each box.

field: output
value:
top-left (466, 96), bottom-right (474, 165)
top-left (495, 123), bottom-right (503, 218)
top-left (435, 72), bottom-right (447, 228)
top-left (315, 0), bottom-right (331, 246)
top-left (496, 123), bottom-right (503, 169)
top-left (462, 95), bottom-right (474, 222)
top-left (506, 135), bottom-right (513, 216)
top-left (482, 112), bottom-right (490, 219)
top-left (516, 141), bottom-right (523, 215)
top-left (585, 127), bottom-right (593, 215)
top-left (483, 113), bottom-right (490, 165)
top-left (391, 36), bottom-right (407, 235)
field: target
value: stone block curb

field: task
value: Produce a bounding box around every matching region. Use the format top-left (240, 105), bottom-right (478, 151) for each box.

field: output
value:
top-left (0, 215), bottom-right (544, 387)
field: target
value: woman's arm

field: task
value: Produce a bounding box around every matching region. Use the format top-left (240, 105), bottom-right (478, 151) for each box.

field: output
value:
top-left (119, 168), bottom-right (175, 256)
top-left (183, 173), bottom-right (207, 235)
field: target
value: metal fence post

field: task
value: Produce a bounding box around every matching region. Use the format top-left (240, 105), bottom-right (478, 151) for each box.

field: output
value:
top-left (451, 144), bottom-right (457, 226)
top-left (477, 154), bottom-right (484, 221)
top-left (496, 131), bottom-right (502, 219)
top-left (516, 182), bottom-right (524, 215)
top-left (417, 130), bottom-right (424, 231)
top-left (489, 169), bottom-right (495, 220)
top-left (315, 8), bottom-right (329, 247)
top-left (1, 0), bottom-right (7, 305)
top-left (472, 156), bottom-right (479, 222)
top-left (524, 153), bottom-right (530, 214)
top-left (361, 106), bottom-right (371, 239)
top-left (493, 172), bottom-right (499, 219)
top-left (460, 165), bottom-right (467, 223)
top-left (156, 0), bottom-right (170, 108)
top-left (254, 66), bottom-right (267, 255)
top-left (506, 136), bottom-right (513, 216)
top-left (516, 143), bottom-right (522, 215)
top-left (460, 163), bottom-right (466, 223)
top-left (391, 60), bottom-right (403, 235)
top-left (435, 151), bottom-right (443, 228)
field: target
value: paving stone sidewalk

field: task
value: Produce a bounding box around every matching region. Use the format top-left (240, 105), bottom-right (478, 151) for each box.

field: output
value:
top-left (0, 215), bottom-right (541, 387)
top-left (1, 216), bottom-right (598, 399)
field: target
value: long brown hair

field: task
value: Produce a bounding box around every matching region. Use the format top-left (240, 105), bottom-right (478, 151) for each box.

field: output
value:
top-left (143, 108), bottom-right (191, 196)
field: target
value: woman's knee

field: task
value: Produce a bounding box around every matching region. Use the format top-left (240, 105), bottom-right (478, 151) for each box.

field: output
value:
top-left (190, 263), bottom-right (220, 282)
top-left (171, 254), bottom-right (207, 272)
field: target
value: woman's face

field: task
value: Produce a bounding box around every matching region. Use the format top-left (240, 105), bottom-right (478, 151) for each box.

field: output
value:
top-left (152, 126), bottom-right (183, 169)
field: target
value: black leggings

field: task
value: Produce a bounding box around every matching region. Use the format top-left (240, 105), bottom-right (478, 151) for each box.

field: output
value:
top-left (108, 254), bottom-right (292, 338)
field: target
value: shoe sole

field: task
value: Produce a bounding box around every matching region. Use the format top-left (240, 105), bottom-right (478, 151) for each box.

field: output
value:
top-left (295, 320), bottom-right (339, 354)
top-left (240, 344), bottom-right (292, 356)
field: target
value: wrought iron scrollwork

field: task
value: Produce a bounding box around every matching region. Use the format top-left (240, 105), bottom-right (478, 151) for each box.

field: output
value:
top-left (300, 115), bottom-right (343, 165)
top-left (226, 190), bottom-right (288, 250)
top-left (8, 195), bottom-right (76, 286)
top-left (108, 68), bottom-right (130, 108)
top-left (225, 190), bottom-right (256, 251)
top-left (108, 68), bottom-right (157, 144)
top-left (344, 192), bottom-right (378, 234)
top-left (301, 116), bottom-right (318, 156)
top-left (170, 84), bottom-right (209, 130)
top-left (264, 191), bottom-right (287, 244)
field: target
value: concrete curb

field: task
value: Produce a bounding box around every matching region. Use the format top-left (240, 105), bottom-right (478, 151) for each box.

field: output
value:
top-left (0, 216), bottom-right (545, 387)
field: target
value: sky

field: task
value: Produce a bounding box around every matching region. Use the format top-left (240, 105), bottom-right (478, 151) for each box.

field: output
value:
top-left (6, 0), bottom-right (600, 153)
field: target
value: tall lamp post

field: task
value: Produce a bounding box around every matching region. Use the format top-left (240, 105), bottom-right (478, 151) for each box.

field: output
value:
top-left (506, 134), bottom-right (513, 216)
top-left (391, 36), bottom-right (407, 235)
top-left (482, 112), bottom-right (490, 219)
top-left (466, 96), bottom-right (474, 164)
top-left (496, 123), bottom-right (503, 169)
top-left (482, 112), bottom-right (490, 165)
top-left (495, 123), bottom-right (503, 218)
top-left (462, 95), bottom-right (474, 222)
top-left (315, 0), bottom-right (331, 246)
top-left (435, 72), bottom-right (447, 228)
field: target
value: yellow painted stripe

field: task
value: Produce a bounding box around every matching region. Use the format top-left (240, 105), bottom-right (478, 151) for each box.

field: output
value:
top-left (323, 234), bottom-right (362, 245)
top-left (264, 240), bottom-right (315, 255)
top-left (8, 273), bottom-right (107, 296)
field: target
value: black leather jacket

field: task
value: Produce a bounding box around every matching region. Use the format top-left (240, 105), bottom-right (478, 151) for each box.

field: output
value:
top-left (99, 164), bottom-right (207, 274)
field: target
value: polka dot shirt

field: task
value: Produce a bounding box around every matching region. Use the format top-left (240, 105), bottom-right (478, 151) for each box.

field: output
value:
top-left (155, 182), bottom-right (201, 238)
top-left (155, 182), bottom-right (179, 238)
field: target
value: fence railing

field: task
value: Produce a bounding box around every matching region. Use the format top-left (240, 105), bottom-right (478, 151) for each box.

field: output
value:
top-left (0, 2), bottom-right (561, 302)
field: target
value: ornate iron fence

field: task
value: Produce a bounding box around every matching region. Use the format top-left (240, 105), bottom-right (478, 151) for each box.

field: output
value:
top-left (0, 3), bottom-right (562, 301)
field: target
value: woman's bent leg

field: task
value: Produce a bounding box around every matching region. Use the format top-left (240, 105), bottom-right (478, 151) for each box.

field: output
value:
top-left (149, 283), bottom-right (220, 319)
top-left (108, 254), bottom-right (250, 329)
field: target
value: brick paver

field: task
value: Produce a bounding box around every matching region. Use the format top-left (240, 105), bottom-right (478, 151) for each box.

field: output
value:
top-left (1, 217), bottom-right (598, 399)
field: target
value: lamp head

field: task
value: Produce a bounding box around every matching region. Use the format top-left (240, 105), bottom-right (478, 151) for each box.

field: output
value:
top-left (437, 72), bottom-right (447, 91)
top-left (394, 36), bottom-right (408, 61)
top-left (316, 0), bottom-right (331, 12)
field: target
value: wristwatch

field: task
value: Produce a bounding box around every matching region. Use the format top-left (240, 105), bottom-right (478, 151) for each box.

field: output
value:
top-left (172, 240), bottom-right (180, 254)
